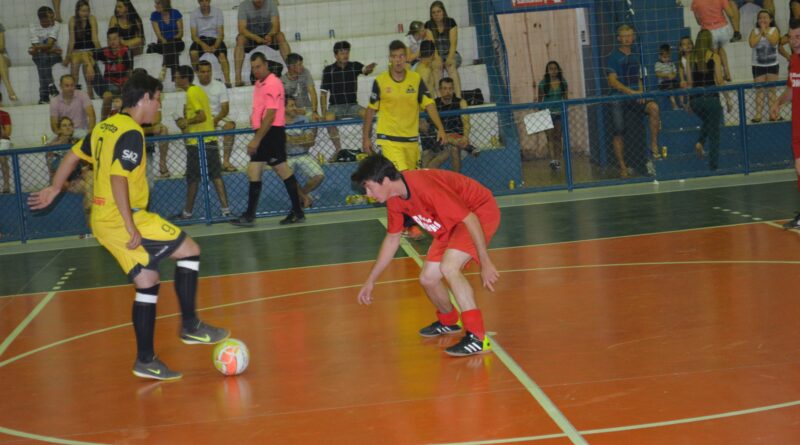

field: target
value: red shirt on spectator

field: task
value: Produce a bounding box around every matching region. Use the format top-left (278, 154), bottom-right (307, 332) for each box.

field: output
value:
top-left (691, 0), bottom-right (730, 31)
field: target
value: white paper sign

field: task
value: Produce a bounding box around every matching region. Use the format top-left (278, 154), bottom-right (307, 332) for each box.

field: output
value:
top-left (524, 110), bottom-right (555, 135)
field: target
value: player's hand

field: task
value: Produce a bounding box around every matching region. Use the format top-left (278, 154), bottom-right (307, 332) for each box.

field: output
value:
top-left (357, 282), bottom-right (375, 305)
top-left (28, 186), bottom-right (61, 210)
top-left (126, 226), bottom-right (142, 250)
top-left (247, 138), bottom-right (259, 155)
top-left (480, 259), bottom-right (500, 292)
top-left (362, 137), bottom-right (373, 154)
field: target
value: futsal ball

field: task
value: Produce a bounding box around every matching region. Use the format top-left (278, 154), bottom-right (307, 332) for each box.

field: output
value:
top-left (213, 338), bottom-right (249, 376)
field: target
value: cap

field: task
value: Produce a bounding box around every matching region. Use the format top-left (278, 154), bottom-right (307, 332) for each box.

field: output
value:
top-left (408, 20), bottom-right (424, 35)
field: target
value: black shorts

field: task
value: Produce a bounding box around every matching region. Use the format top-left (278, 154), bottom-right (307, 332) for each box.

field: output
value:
top-left (185, 141), bottom-right (222, 182)
top-left (189, 36), bottom-right (228, 56)
top-left (242, 35), bottom-right (280, 54)
top-left (250, 126), bottom-right (286, 166)
top-left (752, 65), bottom-right (779, 78)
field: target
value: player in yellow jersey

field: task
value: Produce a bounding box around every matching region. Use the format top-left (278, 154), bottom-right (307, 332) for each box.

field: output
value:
top-left (363, 40), bottom-right (446, 171)
top-left (29, 71), bottom-right (230, 381)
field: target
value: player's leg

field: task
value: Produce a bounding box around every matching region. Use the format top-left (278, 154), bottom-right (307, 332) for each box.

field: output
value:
top-left (272, 161), bottom-right (305, 224)
top-left (645, 100), bottom-right (661, 158)
top-left (169, 235), bottom-right (230, 345)
top-left (439, 248), bottom-right (491, 356)
top-left (418, 259), bottom-right (462, 337)
top-left (130, 268), bottom-right (180, 380)
top-left (784, 140), bottom-right (800, 229)
top-left (176, 144), bottom-right (200, 219)
top-left (231, 160), bottom-right (264, 226)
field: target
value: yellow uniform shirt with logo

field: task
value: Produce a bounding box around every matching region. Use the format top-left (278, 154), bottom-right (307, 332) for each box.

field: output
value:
top-left (71, 113), bottom-right (185, 278)
top-left (185, 85), bottom-right (215, 145)
top-left (368, 69), bottom-right (434, 171)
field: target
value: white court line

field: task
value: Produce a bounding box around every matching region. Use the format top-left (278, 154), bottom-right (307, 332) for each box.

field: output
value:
top-left (378, 218), bottom-right (588, 445)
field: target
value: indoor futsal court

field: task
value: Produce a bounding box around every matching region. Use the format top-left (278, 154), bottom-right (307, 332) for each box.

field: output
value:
top-left (2, 172), bottom-right (800, 445)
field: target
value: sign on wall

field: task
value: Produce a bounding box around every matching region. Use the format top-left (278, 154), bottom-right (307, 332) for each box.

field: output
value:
top-left (513, 0), bottom-right (564, 7)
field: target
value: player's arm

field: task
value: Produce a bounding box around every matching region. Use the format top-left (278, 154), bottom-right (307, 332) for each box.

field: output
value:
top-left (461, 212), bottom-right (499, 291)
top-left (357, 232), bottom-right (403, 305)
top-left (28, 151), bottom-right (82, 210)
top-left (110, 175), bottom-right (140, 249)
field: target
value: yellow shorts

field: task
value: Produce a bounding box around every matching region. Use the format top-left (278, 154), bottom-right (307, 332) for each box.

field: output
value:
top-left (93, 210), bottom-right (185, 279)
top-left (378, 140), bottom-right (421, 171)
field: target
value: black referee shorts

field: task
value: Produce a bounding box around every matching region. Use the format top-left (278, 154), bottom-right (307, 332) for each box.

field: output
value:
top-left (250, 126), bottom-right (286, 166)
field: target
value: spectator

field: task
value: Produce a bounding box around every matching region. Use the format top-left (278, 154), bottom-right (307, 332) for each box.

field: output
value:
top-left (283, 53), bottom-right (318, 122)
top-left (688, 29), bottom-right (725, 171)
top-left (196, 60), bottom-right (237, 172)
top-left (678, 35), bottom-right (694, 88)
top-left (0, 96), bottom-right (10, 193)
top-left (173, 65), bottom-right (232, 220)
top-left (64, 0), bottom-right (100, 99)
top-left (0, 24), bottom-right (18, 102)
top-left (109, 0), bottom-right (145, 56)
top-left (605, 24), bottom-right (662, 178)
top-left (406, 21), bottom-right (425, 65)
top-left (425, 1), bottom-right (462, 99)
top-left (286, 97), bottom-right (324, 208)
top-left (94, 27), bottom-right (133, 121)
top-left (147, 0), bottom-right (185, 82)
top-left (749, 9), bottom-right (780, 122)
top-left (101, 95), bottom-right (123, 120)
top-left (416, 39), bottom-right (437, 101)
top-left (234, 0), bottom-right (290, 86)
top-left (29, 6), bottom-right (63, 105)
top-left (426, 77), bottom-right (471, 173)
top-left (538, 61), bottom-right (568, 170)
top-left (655, 44), bottom-right (683, 110)
top-left (779, 0), bottom-right (800, 60)
top-left (190, 0), bottom-right (232, 88)
top-left (45, 116), bottom-right (92, 233)
top-left (50, 74), bottom-right (96, 140)
top-left (691, 0), bottom-right (740, 82)
top-left (320, 41), bottom-right (376, 158)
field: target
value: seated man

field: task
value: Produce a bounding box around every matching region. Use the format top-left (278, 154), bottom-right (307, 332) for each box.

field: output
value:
top-left (189, 0), bottom-right (232, 87)
top-left (286, 96), bottom-right (324, 208)
top-left (94, 27), bottom-right (133, 121)
top-left (50, 74), bottom-right (95, 140)
top-left (234, 0), bottom-right (290, 86)
top-left (423, 77), bottom-right (472, 172)
top-left (29, 6), bottom-right (63, 104)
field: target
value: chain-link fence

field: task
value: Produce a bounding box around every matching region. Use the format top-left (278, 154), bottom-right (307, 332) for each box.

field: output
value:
top-left (0, 80), bottom-right (794, 243)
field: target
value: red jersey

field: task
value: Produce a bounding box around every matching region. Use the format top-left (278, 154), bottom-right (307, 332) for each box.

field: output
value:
top-left (789, 54), bottom-right (800, 155)
top-left (386, 170), bottom-right (498, 239)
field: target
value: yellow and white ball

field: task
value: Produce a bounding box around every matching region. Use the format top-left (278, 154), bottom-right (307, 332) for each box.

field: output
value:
top-left (213, 338), bottom-right (249, 376)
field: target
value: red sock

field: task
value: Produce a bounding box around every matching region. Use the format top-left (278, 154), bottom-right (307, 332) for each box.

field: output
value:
top-left (461, 309), bottom-right (485, 340)
top-left (437, 308), bottom-right (459, 326)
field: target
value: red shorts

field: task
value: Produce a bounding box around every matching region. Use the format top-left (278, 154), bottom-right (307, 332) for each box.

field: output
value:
top-left (426, 205), bottom-right (501, 264)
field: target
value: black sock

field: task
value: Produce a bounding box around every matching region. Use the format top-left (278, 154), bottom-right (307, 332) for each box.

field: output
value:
top-left (133, 284), bottom-right (159, 363)
top-left (282, 175), bottom-right (303, 214)
top-left (175, 256), bottom-right (200, 330)
top-left (246, 181), bottom-right (262, 217)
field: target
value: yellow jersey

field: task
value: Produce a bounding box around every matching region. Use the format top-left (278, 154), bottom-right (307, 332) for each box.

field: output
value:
top-left (71, 113), bottom-right (148, 223)
top-left (368, 69), bottom-right (434, 142)
top-left (185, 84), bottom-right (215, 144)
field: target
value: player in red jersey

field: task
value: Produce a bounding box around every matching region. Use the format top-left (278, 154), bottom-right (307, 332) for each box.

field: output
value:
top-left (351, 154), bottom-right (500, 356)
top-left (772, 18), bottom-right (800, 228)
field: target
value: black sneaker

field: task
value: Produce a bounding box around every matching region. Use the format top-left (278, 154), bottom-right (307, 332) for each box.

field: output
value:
top-left (730, 31), bottom-right (742, 42)
top-left (48, 83), bottom-right (59, 97)
top-left (132, 356), bottom-right (182, 381)
top-left (279, 211), bottom-right (305, 225)
top-left (180, 320), bottom-right (230, 345)
top-left (231, 214), bottom-right (255, 227)
top-left (445, 331), bottom-right (492, 357)
top-left (419, 320), bottom-right (462, 337)
top-left (783, 212), bottom-right (800, 229)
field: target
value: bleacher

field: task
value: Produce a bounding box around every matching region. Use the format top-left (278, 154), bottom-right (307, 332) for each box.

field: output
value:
top-left (0, 0), bottom-right (492, 148)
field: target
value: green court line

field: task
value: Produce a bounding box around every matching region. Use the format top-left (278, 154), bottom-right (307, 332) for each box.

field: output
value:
top-left (0, 291), bottom-right (56, 358)
top-left (378, 218), bottom-right (589, 445)
top-left (0, 426), bottom-right (106, 445)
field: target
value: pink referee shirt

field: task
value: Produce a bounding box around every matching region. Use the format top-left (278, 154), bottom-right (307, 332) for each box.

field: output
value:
top-left (691, 0), bottom-right (730, 31)
top-left (251, 73), bottom-right (286, 129)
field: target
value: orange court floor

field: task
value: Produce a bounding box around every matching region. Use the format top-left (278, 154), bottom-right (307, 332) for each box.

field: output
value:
top-left (1, 174), bottom-right (800, 444)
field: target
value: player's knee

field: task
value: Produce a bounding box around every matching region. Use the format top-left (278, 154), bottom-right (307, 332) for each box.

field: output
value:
top-left (439, 260), bottom-right (463, 280)
top-left (180, 236), bottom-right (201, 257)
top-left (419, 270), bottom-right (441, 288)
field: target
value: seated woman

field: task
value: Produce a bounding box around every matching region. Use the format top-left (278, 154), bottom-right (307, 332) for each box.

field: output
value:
top-left (148, 0), bottom-right (184, 81)
top-left (64, 0), bottom-right (101, 99)
top-left (46, 116), bottom-right (93, 232)
top-left (425, 1), bottom-right (462, 97)
top-left (109, 0), bottom-right (145, 56)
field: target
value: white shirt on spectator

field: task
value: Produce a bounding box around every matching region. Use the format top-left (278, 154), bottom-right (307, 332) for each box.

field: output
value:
top-left (199, 79), bottom-right (229, 117)
top-left (407, 34), bottom-right (423, 56)
top-left (29, 21), bottom-right (61, 47)
top-left (190, 6), bottom-right (224, 39)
